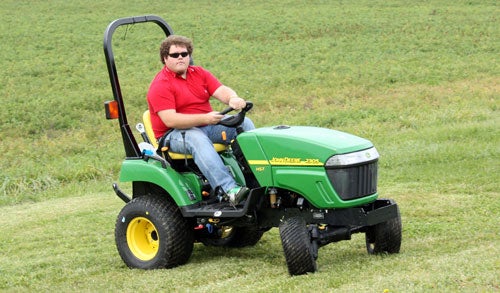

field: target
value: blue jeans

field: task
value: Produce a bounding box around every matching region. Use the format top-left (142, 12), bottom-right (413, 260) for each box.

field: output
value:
top-left (166, 117), bottom-right (255, 192)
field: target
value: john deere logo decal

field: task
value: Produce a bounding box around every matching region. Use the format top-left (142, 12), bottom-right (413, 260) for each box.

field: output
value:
top-left (248, 157), bottom-right (323, 166)
top-left (269, 157), bottom-right (322, 166)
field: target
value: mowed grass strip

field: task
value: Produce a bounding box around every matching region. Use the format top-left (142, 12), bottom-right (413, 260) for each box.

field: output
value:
top-left (0, 188), bottom-right (498, 291)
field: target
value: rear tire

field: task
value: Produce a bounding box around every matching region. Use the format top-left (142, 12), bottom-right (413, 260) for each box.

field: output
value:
top-left (279, 217), bottom-right (317, 276)
top-left (366, 201), bottom-right (402, 254)
top-left (115, 195), bottom-right (193, 269)
top-left (226, 226), bottom-right (264, 247)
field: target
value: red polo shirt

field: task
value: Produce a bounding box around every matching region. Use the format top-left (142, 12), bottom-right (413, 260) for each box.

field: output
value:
top-left (147, 65), bottom-right (222, 139)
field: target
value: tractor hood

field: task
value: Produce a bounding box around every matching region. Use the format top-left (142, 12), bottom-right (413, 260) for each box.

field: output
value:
top-left (237, 126), bottom-right (373, 167)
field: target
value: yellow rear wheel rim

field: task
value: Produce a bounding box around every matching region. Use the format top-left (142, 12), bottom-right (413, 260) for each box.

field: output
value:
top-left (126, 217), bottom-right (159, 261)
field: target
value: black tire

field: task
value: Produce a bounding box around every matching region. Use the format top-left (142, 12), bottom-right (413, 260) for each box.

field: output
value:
top-left (226, 226), bottom-right (264, 247)
top-left (366, 202), bottom-right (402, 254)
top-left (279, 217), bottom-right (317, 276)
top-left (115, 195), bottom-right (194, 269)
top-left (200, 226), bottom-right (264, 247)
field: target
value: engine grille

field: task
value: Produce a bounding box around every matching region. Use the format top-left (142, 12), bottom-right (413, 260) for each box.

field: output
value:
top-left (326, 161), bottom-right (378, 200)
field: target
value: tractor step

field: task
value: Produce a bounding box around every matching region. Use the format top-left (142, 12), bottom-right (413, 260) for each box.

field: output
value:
top-left (179, 187), bottom-right (265, 218)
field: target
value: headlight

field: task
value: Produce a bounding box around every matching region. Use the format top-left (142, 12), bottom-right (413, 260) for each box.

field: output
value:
top-left (325, 147), bottom-right (379, 167)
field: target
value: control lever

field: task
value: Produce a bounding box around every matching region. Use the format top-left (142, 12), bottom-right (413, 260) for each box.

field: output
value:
top-left (135, 123), bottom-right (151, 144)
top-left (139, 142), bottom-right (169, 169)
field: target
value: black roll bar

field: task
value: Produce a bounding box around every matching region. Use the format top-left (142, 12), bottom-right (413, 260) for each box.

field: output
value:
top-left (103, 15), bottom-right (174, 157)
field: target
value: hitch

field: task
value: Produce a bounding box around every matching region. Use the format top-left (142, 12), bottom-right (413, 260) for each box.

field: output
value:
top-left (310, 225), bottom-right (351, 248)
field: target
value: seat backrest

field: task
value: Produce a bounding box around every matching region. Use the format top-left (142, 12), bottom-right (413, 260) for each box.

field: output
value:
top-left (143, 110), bottom-right (159, 149)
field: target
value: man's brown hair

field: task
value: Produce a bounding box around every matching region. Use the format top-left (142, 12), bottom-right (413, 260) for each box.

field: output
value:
top-left (160, 35), bottom-right (193, 64)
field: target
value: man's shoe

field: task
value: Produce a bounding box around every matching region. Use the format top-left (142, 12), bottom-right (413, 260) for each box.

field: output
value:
top-left (226, 186), bottom-right (249, 205)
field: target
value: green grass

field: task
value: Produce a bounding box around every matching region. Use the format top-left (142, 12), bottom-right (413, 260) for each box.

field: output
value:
top-left (1, 189), bottom-right (498, 291)
top-left (0, 0), bottom-right (498, 291)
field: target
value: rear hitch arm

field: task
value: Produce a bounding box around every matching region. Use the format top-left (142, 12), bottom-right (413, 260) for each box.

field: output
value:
top-left (113, 183), bottom-right (131, 203)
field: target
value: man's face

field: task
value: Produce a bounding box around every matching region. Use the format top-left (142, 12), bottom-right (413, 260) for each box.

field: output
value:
top-left (164, 45), bottom-right (190, 75)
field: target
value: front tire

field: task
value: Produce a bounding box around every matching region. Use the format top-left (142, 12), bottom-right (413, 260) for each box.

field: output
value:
top-left (115, 195), bottom-right (193, 269)
top-left (366, 200), bottom-right (402, 254)
top-left (279, 217), bottom-right (317, 276)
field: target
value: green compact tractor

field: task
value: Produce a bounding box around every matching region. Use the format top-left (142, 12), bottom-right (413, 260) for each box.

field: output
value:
top-left (103, 16), bottom-right (401, 276)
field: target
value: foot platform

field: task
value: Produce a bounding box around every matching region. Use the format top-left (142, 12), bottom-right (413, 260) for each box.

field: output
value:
top-left (179, 187), bottom-right (264, 218)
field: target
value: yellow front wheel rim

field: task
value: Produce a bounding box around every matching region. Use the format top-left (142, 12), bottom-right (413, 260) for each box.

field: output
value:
top-left (126, 217), bottom-right (159, 261)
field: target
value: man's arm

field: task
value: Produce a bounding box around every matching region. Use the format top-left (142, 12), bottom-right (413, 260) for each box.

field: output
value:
top-left (212, 85), bottom-right (247, 110)
top-left (158, 109), bottom-right (223, 129)
top-left (157, 85), bottom-right (247, 129)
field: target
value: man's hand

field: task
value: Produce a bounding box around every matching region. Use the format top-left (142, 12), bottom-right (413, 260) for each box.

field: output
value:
top-left (229, 96), bottom-right (246, 110)
top-left (206, 111), bottom-right (224, 125)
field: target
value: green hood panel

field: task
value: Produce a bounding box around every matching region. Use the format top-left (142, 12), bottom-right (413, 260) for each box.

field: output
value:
top-left (236, 126), bottom-right (376, 207)
top-left (238, 126), bottom-right (373, 166)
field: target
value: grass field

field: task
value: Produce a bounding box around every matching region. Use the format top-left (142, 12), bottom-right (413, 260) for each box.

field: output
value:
top-left (0, 0), bottom-right (498, 291)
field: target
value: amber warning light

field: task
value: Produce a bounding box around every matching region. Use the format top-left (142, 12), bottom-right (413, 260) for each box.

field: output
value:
top-left (104, 100), bottom-right (119, 119)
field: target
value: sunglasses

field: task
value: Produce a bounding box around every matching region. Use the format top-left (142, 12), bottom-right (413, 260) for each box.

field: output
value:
top-left (168, 52), bottom-right (189, 58)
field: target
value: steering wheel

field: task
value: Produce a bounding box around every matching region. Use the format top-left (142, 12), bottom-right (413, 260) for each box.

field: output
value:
top-left (217, 102), bottom-right (253, 127)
